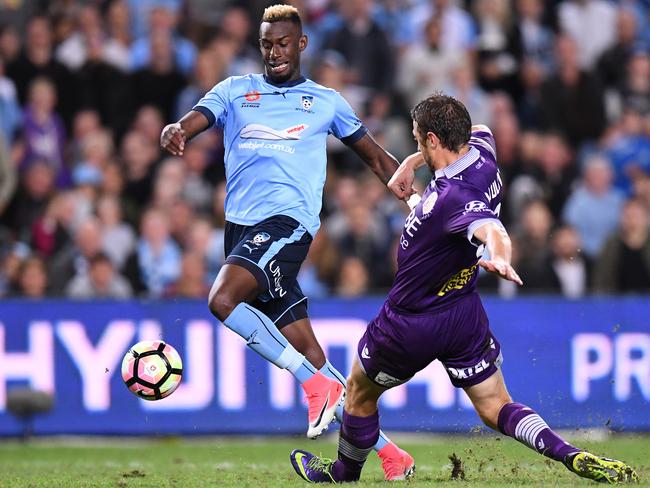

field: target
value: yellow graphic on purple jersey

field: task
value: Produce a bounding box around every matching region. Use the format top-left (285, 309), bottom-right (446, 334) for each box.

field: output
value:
top-left (437, 263), bottom-right (479, 296)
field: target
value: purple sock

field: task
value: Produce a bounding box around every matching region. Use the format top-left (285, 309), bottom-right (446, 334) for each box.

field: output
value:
top-left (331, 410), bottom-right (380, 482)
top-left (497, 402), bottom-right (581, 462)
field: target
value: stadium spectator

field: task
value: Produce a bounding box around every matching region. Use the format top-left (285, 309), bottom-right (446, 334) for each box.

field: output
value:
top-left (0, 55), bottom-right (21, 144)
top-left (509, 0), bottom-right (555, 72)
top-left (0, 24), bottom-right (21, 65)
top-left (445, 62), bottom-right (493, 129)
top-left (66, 251), bottom-right (133, 299)
top-left (472, 0), bottom-right (519, 97)
top-left (55, 5), bottom-right (104, 71)
top-left (548, 224), bottom-right (589, 298)
top-left (558, 0), bottom-right (617, 70)
top-left (120, 130), bottom-right (160, 209)
top-left (594, 198), bottom-right (650, 293)
top-left (31, 191), bottom-right (75, 258)
top-left (174, 49), bottom-right (226, 121)
top-left (216, 6), bottom-right (262, 77)
top-left (179, 136), bottom-right (216, 213)
top-left (15, 256), bottom-right (49, 298)
top-left (130, 4), bottom-right (196, 75)
top-left (123, 207), bottom-right (181, 297)
top-left (323, 0), bottom-right (394, 93)
top-left (2, 158), bottom-right (56, 241)
top-left (406, 0), bottom-right (477, 52)
top-left (186, 217), bottom-right (224, 285)
top-left (21, 77), bottom-right (68, 186)
top-left (596, 8), bottom-right (639, 92)
top-left (104, 0), bottom-right (132, 72)
top-left (130, 29), bottom-right (186, 122)
top-left (165, 252), bottom-right (209, 298)
top-left (618, 48), bottom-right (650, 117)
top-left (6, 16), bottom-right (77, 125)
top-left (540, 35), bottom-right (607, 146)
top-left (563, 154), bottom-right (625, 258)
top-left (96, 194), bottom-right (136, 271)
top-left (336, 255), bottom-right (370, 297)
top-left (397, 15), bottom-right (465, 110)
top-left (48, 217), bottom-right (103, 293)
top-left (0, 131), bottom-right (16, 216)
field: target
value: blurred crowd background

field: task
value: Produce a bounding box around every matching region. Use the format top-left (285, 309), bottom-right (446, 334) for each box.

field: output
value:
top-left (0, 0), bottom-right (649, 300)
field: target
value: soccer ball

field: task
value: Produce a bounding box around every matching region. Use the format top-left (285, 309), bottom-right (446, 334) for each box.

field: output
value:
top-left (121, 340), bottom-right (183, 400)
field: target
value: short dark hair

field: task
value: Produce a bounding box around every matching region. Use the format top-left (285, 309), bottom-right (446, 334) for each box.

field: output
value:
top-left (411, 93), bottom-right (471, 152)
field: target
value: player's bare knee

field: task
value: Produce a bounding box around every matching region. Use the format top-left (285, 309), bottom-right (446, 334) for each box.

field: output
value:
top-left (208, 290), bottom-right (239, 322)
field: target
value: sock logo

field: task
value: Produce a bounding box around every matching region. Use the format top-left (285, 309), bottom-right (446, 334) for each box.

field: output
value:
top-left (361, 345), bottom-right (371, 359)
top-left (537, 438), bottom-right (545, 450)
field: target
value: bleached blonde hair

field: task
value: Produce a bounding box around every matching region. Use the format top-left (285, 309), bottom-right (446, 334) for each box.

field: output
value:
top-left (261, 4), bottom-right (302, 26)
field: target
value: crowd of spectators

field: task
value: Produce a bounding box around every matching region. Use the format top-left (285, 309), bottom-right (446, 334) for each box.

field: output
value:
top-left (1, 0), bottom-right (649, 300)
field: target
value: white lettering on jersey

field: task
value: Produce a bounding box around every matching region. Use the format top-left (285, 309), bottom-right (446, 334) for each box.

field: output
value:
top-left (484, 171), bottom-right (503, 202)
top-left (240, 123), bottom-right (308, 141)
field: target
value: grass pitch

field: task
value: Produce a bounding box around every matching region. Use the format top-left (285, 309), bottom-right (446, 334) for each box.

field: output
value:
top-left (2, 434), bottom-right (648, 487)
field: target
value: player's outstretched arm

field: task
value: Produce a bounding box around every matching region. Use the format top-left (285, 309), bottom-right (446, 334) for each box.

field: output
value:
top-left (387, 151), bottom-right (425, 204)
top-left (474, 222), bottom-right (523, 286)
top-left (349, 133), bottom-right (416, 201)
top-left (160, 111), bottom-right (210, 156)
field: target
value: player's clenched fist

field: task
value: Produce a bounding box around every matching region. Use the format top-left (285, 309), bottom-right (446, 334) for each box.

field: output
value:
top-left (160, 122), bottom-right (186, 156)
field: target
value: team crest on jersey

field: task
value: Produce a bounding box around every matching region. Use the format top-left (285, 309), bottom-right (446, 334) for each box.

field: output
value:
top-left (301, 96), bottom-right (314, 110)
top-left (422, 192), bottom-right (438, 215)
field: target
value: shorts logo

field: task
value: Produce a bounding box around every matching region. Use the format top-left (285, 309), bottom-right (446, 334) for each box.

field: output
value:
top-left (268, 259), bottom-right (287, 297)
top-left (361, 345), bottom-right (371, 359)
top-left (446, 359), bottom-right (490, 380)
top-left (463, 201), bottom-right (489, 214)
top-left (243, 232), bottom-right (271, 253)
top-left (374, 371), bottom-right (404, 388)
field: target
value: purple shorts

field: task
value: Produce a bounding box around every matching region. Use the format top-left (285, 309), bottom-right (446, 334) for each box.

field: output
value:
top-left (357, 293), bottom-right (503, 389)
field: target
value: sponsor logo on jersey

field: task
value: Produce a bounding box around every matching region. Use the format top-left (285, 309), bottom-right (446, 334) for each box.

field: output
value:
top-left (245, 91), bottom-right (261, 102)
top-left (240, 123), bottom-right (308, 141)
top-left (437, 263), bottom-right (478, 296)
top-left (463, 200), bottom-right (489, 214)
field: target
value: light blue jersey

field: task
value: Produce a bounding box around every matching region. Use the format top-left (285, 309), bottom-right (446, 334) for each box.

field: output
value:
top-left (193, 74), bottom-right (366, 236)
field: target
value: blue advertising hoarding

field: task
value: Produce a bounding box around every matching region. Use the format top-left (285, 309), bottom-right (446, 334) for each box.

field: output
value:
top-left (0, 297), bottom-right (648, 435)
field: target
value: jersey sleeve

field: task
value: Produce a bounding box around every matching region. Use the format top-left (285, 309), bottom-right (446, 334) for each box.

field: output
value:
top-left (192, 77), bottom-right (233, 129)
top-left (444, 186), bottom-right (503, 245)
top-left (469, 126), bottom-right (497, 160)
top-left (329, 91), bottom-right (367, 144)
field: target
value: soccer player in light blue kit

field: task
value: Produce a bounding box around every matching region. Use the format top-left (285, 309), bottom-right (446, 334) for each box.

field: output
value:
top-left (160, 4), bottom-right (414, 480)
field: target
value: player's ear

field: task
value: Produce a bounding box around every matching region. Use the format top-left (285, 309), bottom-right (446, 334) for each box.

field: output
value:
top-left (427, 131), bottom-right (440, 148)
top-left (299, 34), bottom-right (308, 52)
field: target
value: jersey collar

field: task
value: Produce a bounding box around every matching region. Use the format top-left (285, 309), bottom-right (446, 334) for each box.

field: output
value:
top-left (263, 74), bottom-right (307, 87)
top-left (434, 146), bottom-right (480, 179)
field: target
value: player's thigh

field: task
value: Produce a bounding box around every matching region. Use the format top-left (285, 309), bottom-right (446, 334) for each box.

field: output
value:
top-left (463, 368), bottom-right (512, 430)
top-left (345, 358), bottom-right (387, 417)
top-left (280, 317), bottom-right (326, 369)
top-left (208, 263), bottom-right (261, 320)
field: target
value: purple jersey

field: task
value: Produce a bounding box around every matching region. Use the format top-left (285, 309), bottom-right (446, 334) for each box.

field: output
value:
top-left (388, 129), bottom-right (504, 313)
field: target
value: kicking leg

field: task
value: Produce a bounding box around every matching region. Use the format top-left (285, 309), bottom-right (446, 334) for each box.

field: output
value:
top-left (465, 369), bottom-right (638, 483)
top-left (291, 358), bottom-right (386, 483)
top-left (208, 264), bottom-right (342, 438)
top-left (284, 319), bottom-right (413, 479)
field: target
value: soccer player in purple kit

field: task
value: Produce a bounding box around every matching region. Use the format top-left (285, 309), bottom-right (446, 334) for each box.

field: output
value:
top-left (290, 94), bottom-right (639, 484)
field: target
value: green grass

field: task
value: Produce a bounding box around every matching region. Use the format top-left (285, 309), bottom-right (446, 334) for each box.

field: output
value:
top-left (1, 434), bottom-right (649, 487)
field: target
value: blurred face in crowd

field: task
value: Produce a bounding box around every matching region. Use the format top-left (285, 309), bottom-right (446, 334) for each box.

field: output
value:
top-left (141, 209), bottom-right (170, 247)
top-left (516, 0), bottom-right (543, 21)
top-left (75, 219), bottom-right (102, 258)
top-left (552, 226), bottom-right (581, 260)
top-left (338, 256), bottom-right (369, 297)
top-left (617, 9), bottom-right (637, 45)
top-left (620, 200), bottom-right (648, 237)
top-left (97, 195), bottom-right (122, 227)
top-left (28, 78), bottom-right (57, 114)
top-left (522, 200), bottom-right (553, 242)
top-left (134, 106), bottom-right (165, 144)
top-left (583, 158), bottom-right (613, 195)
top-left (26, 17), bottom-right (52, 51)
top-left (18, 258), bottom-right (48, 298)
top-left (89, 258), bottom-right (114, 293)
top-left (555, 35), bottom-right (579, 70)
top-left (23, 161), bottom-right (55, 199)
top-left (259, 20), bottom-right (306, 83)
